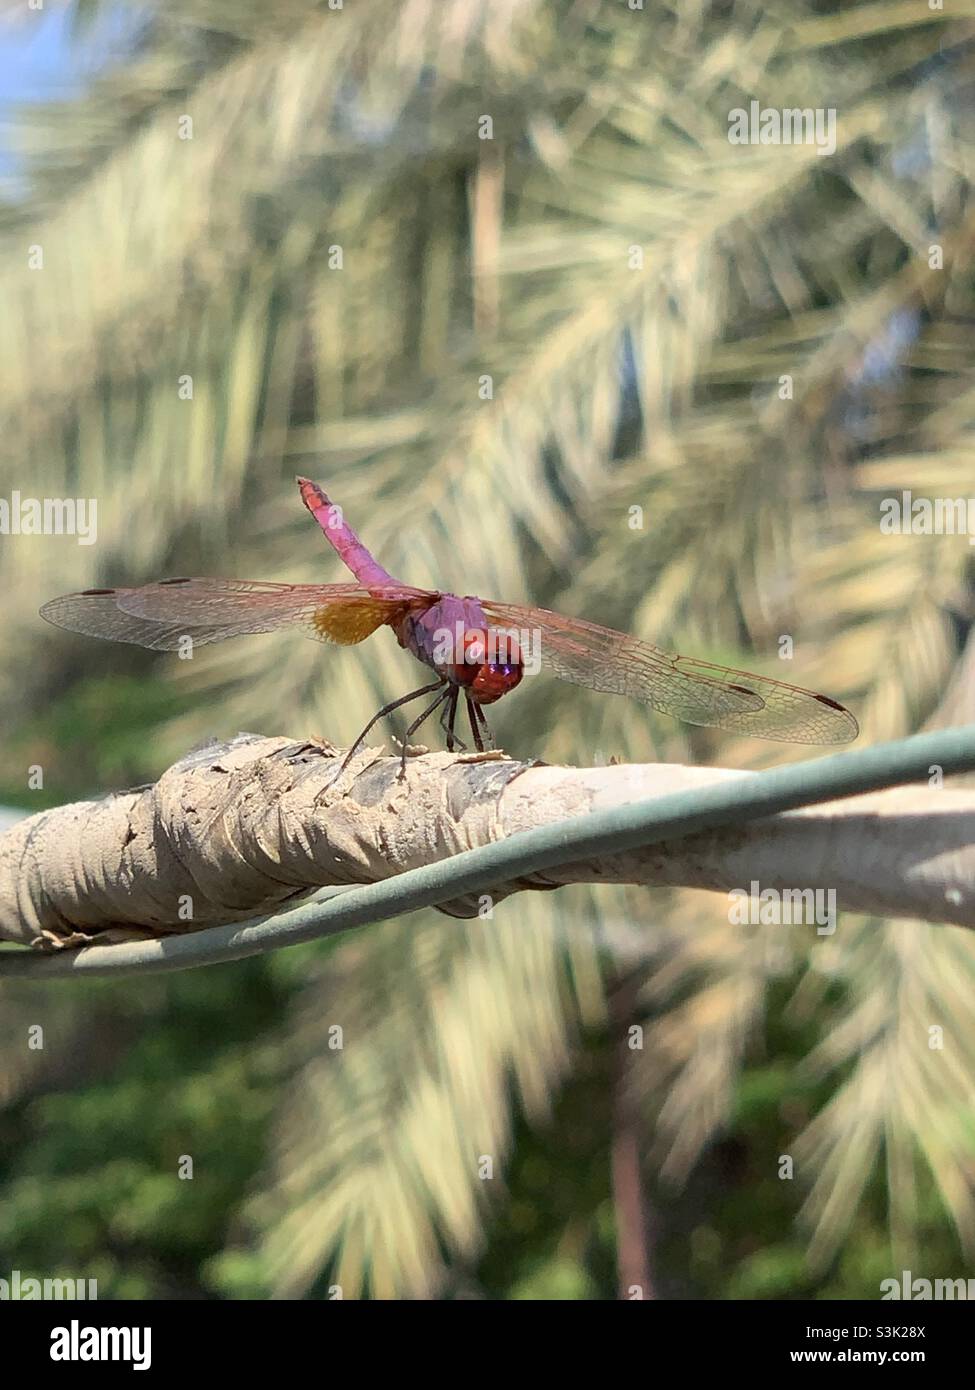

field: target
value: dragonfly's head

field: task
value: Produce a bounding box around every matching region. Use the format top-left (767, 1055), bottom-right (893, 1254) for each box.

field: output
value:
top-left (452, 628), bottom-right (523, 704)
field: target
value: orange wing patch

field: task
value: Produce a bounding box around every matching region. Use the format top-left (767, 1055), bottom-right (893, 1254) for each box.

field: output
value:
top-left (312, 599), bottom-right (402, 645)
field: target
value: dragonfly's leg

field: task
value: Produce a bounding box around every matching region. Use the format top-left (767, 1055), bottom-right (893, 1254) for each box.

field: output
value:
top-left (465, 697), bottom-right (486, 752)
top-left (441, 686), bottom-right (466, 751)
top-left (399, 685), bottom-right (452, 778)
top-left (340, 679), bottom-right (445, 774)
top-left (472, 699), bottom-right (495, 750)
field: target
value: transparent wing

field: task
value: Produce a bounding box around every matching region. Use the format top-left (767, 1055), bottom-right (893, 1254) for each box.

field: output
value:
top-left (40, 578), bottom-right (438, 652)
top-left (480, 600), bottom-right (858, 745)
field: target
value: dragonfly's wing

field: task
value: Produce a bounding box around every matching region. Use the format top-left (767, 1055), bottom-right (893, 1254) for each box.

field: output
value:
top-left (40, 579), bottom-right (438, 652)
top-left (480, 600), bottom-right (858, 745)
top-left (40, 589), bottom-right (213, 650)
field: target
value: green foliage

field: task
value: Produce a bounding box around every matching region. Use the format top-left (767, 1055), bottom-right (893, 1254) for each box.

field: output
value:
top-left (0, 962), bottom-right (285, 1298)
top-left (2, 672), bottom-right (183, 808)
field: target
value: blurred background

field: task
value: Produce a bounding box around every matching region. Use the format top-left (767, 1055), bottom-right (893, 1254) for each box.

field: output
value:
top-left (2, 0), bottom-right (975, 1299)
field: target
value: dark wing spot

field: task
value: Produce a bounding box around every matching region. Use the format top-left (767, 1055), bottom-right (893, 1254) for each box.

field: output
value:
top-left (814, 693), bottom-right (845, 711)
top-left (728, 683), bottom-right (757, 696)
top-left (81, 588), bottom-right (117, 595)
top-left (159, 577), bottom-right (192, 587)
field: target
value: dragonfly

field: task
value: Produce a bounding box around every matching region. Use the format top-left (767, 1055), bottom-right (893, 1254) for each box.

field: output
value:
top-left (40, 476), bottom-right (858, 769)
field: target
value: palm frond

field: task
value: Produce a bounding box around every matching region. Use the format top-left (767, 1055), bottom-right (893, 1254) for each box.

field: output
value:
top-left (245, 899), bottom-right (604, 1298)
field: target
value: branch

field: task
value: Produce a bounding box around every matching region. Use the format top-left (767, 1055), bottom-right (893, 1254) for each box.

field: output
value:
top-left (2, 725), bottom-right (975, 979)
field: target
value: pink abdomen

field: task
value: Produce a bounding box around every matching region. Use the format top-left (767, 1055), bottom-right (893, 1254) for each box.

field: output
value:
top-left (297, 477), bottom-right (398, 589)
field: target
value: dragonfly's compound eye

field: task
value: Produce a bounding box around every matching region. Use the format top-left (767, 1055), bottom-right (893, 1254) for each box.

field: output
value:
top-left (467, 630), bottom-right (524, 704)
top-left (447, 629), bottom-right (524, 701)
top-left (470, 661), bottom-right (524, 704)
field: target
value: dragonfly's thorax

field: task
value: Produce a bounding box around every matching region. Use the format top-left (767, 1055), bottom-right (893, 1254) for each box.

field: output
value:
top-left (395, 594), bottom-right (523, 704)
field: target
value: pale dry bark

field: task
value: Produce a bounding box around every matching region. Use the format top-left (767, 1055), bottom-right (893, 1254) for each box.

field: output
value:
top-left (1, 731), bottom-right (973, 951)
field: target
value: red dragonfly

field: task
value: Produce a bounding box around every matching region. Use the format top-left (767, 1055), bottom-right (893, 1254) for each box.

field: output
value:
top-left (40, 477), bottom-right (858, 765)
